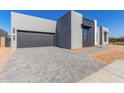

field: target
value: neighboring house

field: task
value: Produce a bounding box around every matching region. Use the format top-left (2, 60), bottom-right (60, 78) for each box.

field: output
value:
top-left (110, 37), bottom-right (124, 45)
top-left (98, 27), bottom-right (109, 45)
top-left (0, 28), bottom-right (8, 47)
top-left (0, 28), bottom-right (8, 37)
top-left (11, 11), bottom-right (109, 49)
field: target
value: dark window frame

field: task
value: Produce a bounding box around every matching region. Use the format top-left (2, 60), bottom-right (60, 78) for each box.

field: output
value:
top-left (104, 32), bottom-right (107, 42)
top-left (13, 28), bottom-right (15, 33)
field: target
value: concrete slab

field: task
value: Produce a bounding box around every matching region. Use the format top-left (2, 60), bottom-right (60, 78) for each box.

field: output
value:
top-left (79, 70), bottom-right (124, 83)
top-left (79, 60), bottom-right (124, 83)
top-left (103, 60), bottom-right (124, 78)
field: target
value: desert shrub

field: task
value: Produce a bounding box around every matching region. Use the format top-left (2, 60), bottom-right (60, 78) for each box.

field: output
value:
top-left (111, 40), bottom-right (117, 45)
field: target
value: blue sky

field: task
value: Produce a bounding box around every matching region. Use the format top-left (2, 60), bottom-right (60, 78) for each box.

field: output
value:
top-left (0, 10), bottom-right (124, 37)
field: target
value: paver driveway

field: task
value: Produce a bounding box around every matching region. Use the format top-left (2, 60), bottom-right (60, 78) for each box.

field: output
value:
top-left (0, 47), bottom-right (105, 83)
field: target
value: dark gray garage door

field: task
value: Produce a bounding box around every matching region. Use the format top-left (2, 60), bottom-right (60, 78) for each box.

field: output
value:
top-left (17, 30), bottom-right (55, 48)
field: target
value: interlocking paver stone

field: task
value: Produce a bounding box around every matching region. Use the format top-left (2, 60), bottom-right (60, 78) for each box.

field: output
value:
top-left (0, 47), bottom-right (105, 83)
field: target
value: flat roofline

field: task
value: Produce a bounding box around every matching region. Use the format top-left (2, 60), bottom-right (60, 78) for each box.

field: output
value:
top-left (100, 26), bottom-right (109, 32)
top-left (11, 11), bottom-right (57, 23)
top-left (0, 28), bottom-right (8, 33)
top-left (57, 10), bottom-right (82, 21)
top-left (56, 11), bottom-right (70, 21)
top-left (83, 18), bottom-right (94, 22)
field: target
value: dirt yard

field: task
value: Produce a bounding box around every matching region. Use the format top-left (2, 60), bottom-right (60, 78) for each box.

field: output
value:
top-left (0, 47), bottom-right (14, 71)
top-left (71, 46), bottom-right (100, 53)
top-left (89, 45), bottom-right (124, 64)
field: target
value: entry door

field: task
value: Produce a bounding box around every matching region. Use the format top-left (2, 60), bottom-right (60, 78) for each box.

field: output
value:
top-left (83, 27), bottom-right (94, 47)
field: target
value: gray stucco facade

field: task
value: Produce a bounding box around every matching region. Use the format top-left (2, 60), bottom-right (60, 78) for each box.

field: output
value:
top-left (56, 11), bottom-right (71, 49)
top-left (56, 11), bottom-right (82, 49)
top-left (11, 11), bottom-right (109, 49)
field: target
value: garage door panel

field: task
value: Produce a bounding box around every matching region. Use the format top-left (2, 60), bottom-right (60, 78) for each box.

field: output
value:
top-left (17, 31), bottom-right (54, 48)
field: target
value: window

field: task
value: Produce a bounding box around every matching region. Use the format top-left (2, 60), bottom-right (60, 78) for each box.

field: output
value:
top-left (83, 27), bottom-right (91, 42)
top-left (104, 32), bottom-right (107, 42)
top-left (13, 35), bottom-right (15, 41)
top-left (13, 28), bottom-right (15, 33)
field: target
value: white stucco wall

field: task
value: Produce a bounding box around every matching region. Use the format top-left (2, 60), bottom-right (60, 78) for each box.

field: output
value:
top-left (71, 11), bottom-right (83, 49)
top-left (100, 27), bottom-right (109, 45)
top-left (94, 20), bottom-right (98, 46)
top-left (97, 27), bottom-right (100, 45)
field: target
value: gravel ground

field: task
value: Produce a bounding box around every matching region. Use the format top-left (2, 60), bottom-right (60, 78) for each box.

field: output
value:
top-left (79, 46), bottom-right (108, 56)
top-left (0, 47), bottom-right (105, 83)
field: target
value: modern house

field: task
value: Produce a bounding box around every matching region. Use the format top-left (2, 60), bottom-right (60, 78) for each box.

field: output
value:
top-left (11, 11), bottom-right (109, 49)
top-left (0, 28), bottom-right (8, 47)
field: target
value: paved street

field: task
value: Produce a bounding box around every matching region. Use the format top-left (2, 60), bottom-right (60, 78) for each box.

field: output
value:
top-left (0, 47), bottom-right (105, 83)
top-left (78, 46), bottom-right (108, 56)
